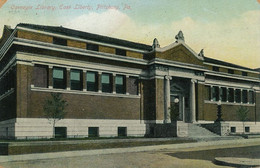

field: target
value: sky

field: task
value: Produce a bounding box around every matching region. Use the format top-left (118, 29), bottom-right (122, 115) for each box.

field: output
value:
top-left (0, 0), bottom-right (260, 69)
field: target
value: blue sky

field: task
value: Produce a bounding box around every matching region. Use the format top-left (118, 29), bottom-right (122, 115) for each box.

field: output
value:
top-left (1, 0), bottom-right (260, 68)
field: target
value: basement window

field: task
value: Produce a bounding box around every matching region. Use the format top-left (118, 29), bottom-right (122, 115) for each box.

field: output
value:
top-left (245, 127), bottom-right (250, 133)
top-left (230, 127), bottom-right (236, 133)
top-left (118, 127), bottom-right (127, 137)
top-left (88, 127), bottom-right (99, 137)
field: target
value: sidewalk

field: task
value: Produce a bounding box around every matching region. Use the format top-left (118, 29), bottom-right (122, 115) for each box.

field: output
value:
top-left (0, 138), bottom-right (259, 164)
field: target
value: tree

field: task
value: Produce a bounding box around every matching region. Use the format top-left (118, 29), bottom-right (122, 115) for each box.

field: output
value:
top-left (43, 93), bottom-right (68, 138)
top-left (236, 106), bottom-right (249, 134)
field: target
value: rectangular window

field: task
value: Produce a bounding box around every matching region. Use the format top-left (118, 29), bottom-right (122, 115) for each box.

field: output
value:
top-left (235, 89), bottom-right (241, 103)
top-left (86, 72), bottom-right (98, 92)
top-left (220, 87), bottom-right (227, 102)
top-left (116, 49), bottom-right (126, 56)
top-left (33, 65), bottom-right (48, 88)
top-left (53, 67), bottom-right (66, 89)
top-left (212, 66), bottom-right (219, 72)
top-left (70, 69), bottom-right (82, 90)
top-left (228, 69), bottom-right (234, 74)
top-left (212, 86), bottom-right (219, 101)
top-left (128, 77), bottom-right (138, 95)
top-left (230, 127), bottom-right (236, 133)
top-left (242, 90), bottom-right (248, 104)
top-left (88, 127), bottom-right (99, 137)
top-left (116, 75), bottom-right (125, 94)
top-left (102, 73), bottom-right (112, 93)
top-left (228, 88), bottom-right (234, 102)
top-left (242, 72), bottom-right (248, 76)
top-left (118, 127), bottom-right (127, 137)
top-left (87, 43), bottom-right (99, 51)
top-left (248, 91), bottom-right (254, 104)
top-left (245, 127), bottom-right (250, 133)
top-left (55, 127), bottom-right (67, 138)
top-left (53, 37), bottom-right (67, 46)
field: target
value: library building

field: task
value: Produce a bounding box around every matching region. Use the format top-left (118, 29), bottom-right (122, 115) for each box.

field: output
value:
top-left (0, 23), bottom-right (259, 139)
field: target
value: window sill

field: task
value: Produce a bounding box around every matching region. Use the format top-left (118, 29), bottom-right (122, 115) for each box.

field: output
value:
top-left (204, 100), bottom-right (255, 106)
top-left (31, 86), bottom-right (140, 99)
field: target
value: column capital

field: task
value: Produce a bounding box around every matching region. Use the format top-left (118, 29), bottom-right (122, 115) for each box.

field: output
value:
top-left (191, 79), bottom-right (197, 83)
top-left (164, 75), bottom-right (172, 80)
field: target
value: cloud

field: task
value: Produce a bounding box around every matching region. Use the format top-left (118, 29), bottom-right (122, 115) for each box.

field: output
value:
top-left (65, 10), bottom-right (260, 68)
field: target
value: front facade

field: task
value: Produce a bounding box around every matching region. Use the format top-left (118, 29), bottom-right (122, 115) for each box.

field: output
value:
top-left (0, 23), bottom-right (259, 139)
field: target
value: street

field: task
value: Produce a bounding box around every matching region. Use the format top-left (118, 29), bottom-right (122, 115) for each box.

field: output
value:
top-left (0, 139), bottom-right (260, 168)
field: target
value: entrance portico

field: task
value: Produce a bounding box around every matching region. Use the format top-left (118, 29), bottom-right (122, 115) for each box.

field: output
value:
top-left (164, 76), bottom-right (197, 123)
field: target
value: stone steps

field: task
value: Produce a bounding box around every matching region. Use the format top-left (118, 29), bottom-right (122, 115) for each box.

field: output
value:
top-left (188, 124), bottom-right (220, 138)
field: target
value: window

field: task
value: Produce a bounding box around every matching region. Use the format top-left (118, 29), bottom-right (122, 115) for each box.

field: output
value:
top-left (53, 37), bottom-right (67, 46)
top-left (116, 75), bottom-right (125, 94)
top-left (70, 69), bottom-right (82, 90)
top-left (242, 90), bottom-right (248, 104)
top-left (116, 49), bottom-right (126, 56)
top-left (128, 77), bottom-right (138, 95)
top-left (213, 66), bottom-right (219, 72)
top-left (87, 43), bottom-right (98, 51)
top-left (102, 73), bottom-right (112, 93)
top-left (86, 72), bottom-right (98, 92)
top-left (228, 69), bottom-right (234, 74)
top-left (230, 127), bottom-right (236, 133)
top-left (242, 72), bottom-right (248, 76)
top-left (228, 88), bottom-right (234, 102)
top-left (245, 127), bottom-right (250, 133)
top-left (55, 127), bottom-right (67, 138)
top-left (118, 127), bottom-right (127, 137)
top-left (212, 86), bottom-right (219, 101)
top-left (33, 65), bottom-right (48, 88)
top-left (220, 87), bottom-right (227, 102)
top-left (235, 89), bottom-right (241, 103)
top-left (248, 91), bottom-right (254, 104)
top-left (88, 127), bottom-right (99, 137)
top-left (53, 67), bottom-right (66, 89)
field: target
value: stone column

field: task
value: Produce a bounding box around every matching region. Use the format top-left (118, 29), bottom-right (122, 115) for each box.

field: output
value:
top-left (82, 70), bottom-right (86, 91)
top-left (66, 68), bottom-right (70, 90)
top-left (98, 72), bottom-right (102, 93)
top-left (48, 65), bottom-right (53, 89)
top-left (164, 75), bottom-right (171, 123)
top-left (190, 79), bottom-right (196, 123)
top-left (112, 73), bottom-right (116, 94)
top-left (125, 75), bottom-right (129, 95)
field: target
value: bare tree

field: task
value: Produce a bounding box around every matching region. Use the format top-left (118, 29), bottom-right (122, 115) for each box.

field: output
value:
top-left (43, 93), bottom-right (68, 138)
top-left (236, 106), bottom-right (249, 134)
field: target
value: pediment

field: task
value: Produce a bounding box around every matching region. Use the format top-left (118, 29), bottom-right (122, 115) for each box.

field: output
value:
top-left (155, 43), bottom-right (203, 66)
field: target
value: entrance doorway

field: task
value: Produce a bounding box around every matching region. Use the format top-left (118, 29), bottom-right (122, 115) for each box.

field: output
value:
top-left (170, 77), bottom-right (190, 122)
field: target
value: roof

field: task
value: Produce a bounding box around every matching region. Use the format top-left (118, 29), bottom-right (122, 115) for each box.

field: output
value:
top-left (17, 23), bottom-right (152, 51)
top-left (204, 56), bottom-right (256, 71)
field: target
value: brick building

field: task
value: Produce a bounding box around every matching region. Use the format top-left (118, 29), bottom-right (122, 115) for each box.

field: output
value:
top-left (0, 23), bottom-right (259, 139)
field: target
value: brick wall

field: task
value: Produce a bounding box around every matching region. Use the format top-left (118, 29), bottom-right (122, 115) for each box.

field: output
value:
top-left (17, 30), bottom-right (53, 43)
top-left (203, 103), bottom-right (257, 121)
